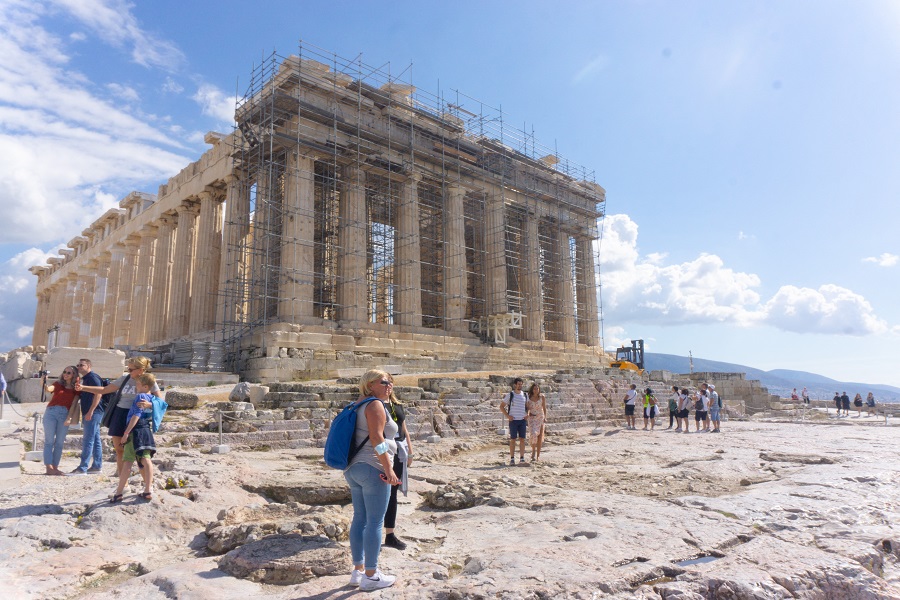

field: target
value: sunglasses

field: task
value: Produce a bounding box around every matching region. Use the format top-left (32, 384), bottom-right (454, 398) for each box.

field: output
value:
top-left (379, 380), bottom-right (393, 386)
top-left (63, 371), bottom-right (75, 375)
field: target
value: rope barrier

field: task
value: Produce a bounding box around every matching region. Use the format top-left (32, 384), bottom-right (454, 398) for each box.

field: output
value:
top-left (1, 390), bottom-right (30, 419)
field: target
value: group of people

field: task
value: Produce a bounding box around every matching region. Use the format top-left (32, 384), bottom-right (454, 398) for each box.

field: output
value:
top-left (832, 391), bottom-right (877, 417)
top-left (40, 356), bottom-right (165, 502)
top-left (622, 382), bottom-right (723, 433)
top-left (340, 373), bottom-right (549, 591)
top-left (499, 377), bottom-right (548, 464)
top-left (340, 369), bottom-right (413, 591)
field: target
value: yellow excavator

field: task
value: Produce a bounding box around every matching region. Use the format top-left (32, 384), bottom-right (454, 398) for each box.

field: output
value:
top-left (610, 339), bottom-right (645, 374)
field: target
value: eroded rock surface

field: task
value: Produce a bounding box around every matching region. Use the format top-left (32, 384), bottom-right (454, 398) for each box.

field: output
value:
top-left (1, 420), bottom-right (899, 599)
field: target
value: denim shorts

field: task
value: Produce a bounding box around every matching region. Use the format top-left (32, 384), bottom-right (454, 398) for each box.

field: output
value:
top-left (508, 419), bottom-right (527, 439)
top-left (709, 408), bottom-right (720, 421)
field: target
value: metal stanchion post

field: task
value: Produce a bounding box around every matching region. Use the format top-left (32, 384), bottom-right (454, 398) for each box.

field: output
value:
top-left (211, 410), bottom-right (229, 454)
top-left (24, 413), bottom-right (43, 461)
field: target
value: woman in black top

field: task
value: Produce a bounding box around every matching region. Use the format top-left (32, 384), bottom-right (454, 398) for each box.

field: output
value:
top-left (383, 389), bottom-right (412, 550)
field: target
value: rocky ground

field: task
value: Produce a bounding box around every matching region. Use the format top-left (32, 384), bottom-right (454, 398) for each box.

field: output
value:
top-left (1, 416), bottom-right (899, 599)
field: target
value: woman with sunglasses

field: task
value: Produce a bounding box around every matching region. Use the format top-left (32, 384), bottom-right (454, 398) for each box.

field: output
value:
top-left (345, 369), bottom-right (400, 591)
top-left (42, 366), bottom-right (79, 475)
top-left (77, 357), bottom-right (157, 478)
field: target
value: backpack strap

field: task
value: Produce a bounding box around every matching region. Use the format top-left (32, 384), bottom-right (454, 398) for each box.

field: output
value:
top-left (349, 396), bottom-right (381, 460)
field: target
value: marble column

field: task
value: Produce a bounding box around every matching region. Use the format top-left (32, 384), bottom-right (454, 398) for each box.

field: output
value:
top-left (249, 171), bottom-right (278, 322)
top-left (101, 245), bottom-right (125, 347)
top-left (337, 164), bottom-right (367, 323)
top-left (31, 287), bottom-right (50, 348)
top-left (484, 191), bottom-right (508, 315)
top-left (146, 215), bottom-right (176, 343)
top-left (521, 214), bottom-right (544, 341)
top-left (68, 275), bottom-right (83, 347)
top-left (190, 190), bottom-right (224, 334)
top-left (114, 237), bottom-right (140, 346)
top-left (79, 267), bottom-right (98, 347)
top-left (57, 275), bottom-right (78, 347)
top-left (575, 236), bottom-right (599, 346)
top-left (395, 173), bottom-right (422, 328)
top-left (167, 202), bottom-right (200, 339)
top-left (555, 231), bottom-right (576, 344)
top-left (89, 254), bottom-right (110, 347)
top-left (278, 152), bottom-right (316, 321)
top-left (131, 228), bottom-right (157, 345)
top-left (443, 185), bottom-right (468, 333)
top-left (217, 174), bottom-right (250, 327)
top-left (45, 282), bottom-right (64, 347)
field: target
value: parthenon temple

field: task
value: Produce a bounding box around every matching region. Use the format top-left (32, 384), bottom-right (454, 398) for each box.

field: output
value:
top-left (29, 43), bottom-right (608, 381)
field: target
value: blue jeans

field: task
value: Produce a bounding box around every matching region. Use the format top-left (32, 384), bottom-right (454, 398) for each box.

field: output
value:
top-left (76, 408), bottom-right (104, 472)
top-left (43, 406), bottom-right (69, 467)
top-left (344, 462), bottom-right (390, 570)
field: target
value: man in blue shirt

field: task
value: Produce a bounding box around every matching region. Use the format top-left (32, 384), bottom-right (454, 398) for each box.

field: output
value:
top-left (72, 358), bottom-right (104, 474)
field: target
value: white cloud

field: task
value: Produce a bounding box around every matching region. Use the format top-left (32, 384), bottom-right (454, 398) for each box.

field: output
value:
top-left (0, 1), bottom-right (190, 244)
top-left (192, 83), bottom-right (237, 124)
top-left (49, 0), bottom-right (185, 70)
top-left (0, 248), bottom-right (56, 350)
top-left (862, 253), bottom-right (898, 267)
top-left (737, 230), bottom-right (755, 241)
top-left (162, 76), bottom-right (183, 94)
top-left (573, 53), bottom-right (610, 84)
top-left (106, 82), bottom-right (140, 103)
top-left (599, 213), bottom-right (892, 336)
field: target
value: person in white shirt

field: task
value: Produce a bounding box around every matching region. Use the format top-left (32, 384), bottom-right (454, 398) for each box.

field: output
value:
top-left (500, 378), bottom-right (528, 465)
top-left (623, 384), bottom-right (638, 430)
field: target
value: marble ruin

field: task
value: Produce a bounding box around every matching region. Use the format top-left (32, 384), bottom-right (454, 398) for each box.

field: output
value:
top-left (29, 44), bottom-right (606, 381)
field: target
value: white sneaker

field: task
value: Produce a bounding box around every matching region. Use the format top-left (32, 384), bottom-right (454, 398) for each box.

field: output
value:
top-left (360, 569), bottom-right (396, 591)
top-left (349, 569), bottom-right (364, 587)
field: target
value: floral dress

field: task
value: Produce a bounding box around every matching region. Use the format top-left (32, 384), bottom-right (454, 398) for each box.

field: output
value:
top-left (526, 395), bottom-right (545, 444)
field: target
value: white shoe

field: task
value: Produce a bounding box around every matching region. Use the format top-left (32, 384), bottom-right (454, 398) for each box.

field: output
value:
top-left (349, 569), bottom-right (364, 587)
top-left (360, 569), bottom-right (396, 591)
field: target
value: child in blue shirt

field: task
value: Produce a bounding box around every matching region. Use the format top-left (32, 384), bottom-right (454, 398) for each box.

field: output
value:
top-left (111, 373), bottom-right (160, 503)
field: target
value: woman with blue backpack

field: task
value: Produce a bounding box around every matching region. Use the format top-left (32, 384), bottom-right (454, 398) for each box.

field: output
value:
top-left (343, 369), bottom-right (401, 591)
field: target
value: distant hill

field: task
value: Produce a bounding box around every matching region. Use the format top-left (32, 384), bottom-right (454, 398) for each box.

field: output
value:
top-left (644, 353), bottom-right (900, 402)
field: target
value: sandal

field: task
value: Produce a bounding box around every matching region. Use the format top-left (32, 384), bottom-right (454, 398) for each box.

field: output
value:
top-left (110, 493), bottom-right (124, 503)
top-left (139, 492), bottom-right (153, 501)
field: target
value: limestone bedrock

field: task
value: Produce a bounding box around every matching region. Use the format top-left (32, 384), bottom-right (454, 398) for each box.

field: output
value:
top-left (1, 420), bottom-right (899, 599)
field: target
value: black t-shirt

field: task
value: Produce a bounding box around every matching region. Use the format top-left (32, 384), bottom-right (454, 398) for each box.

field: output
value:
top-left (387, 402), bottom-right (406, 442)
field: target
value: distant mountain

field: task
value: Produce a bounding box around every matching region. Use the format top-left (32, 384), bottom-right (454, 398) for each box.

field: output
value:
top-left (644, 353), bottom-right (900, 402)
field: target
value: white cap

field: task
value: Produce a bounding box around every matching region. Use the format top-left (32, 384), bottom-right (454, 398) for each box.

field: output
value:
top-left (708, 384), bottom-right (715, 390)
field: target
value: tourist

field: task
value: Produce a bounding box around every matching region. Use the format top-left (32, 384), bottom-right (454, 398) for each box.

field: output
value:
top-left (866, 392), bottom-right (876, 416)
top-left (111, 373), bottom-right (160, 503)
top-left (500, 378), bottom-right (528, 464)
top-left (622, 383), bottom-right (638, 430)
top-left (383, 383), bottom-right (412, 551)
top-left (694, 389), bottom-right (709, 432)
top-left (667, 385), bottom-right (680, 430)
top-left (76, 357), bottom-right (156, 477)
top-left (791, 388), bottom-right (799, 401)
top-left (346, 369), bottom-right (400, 591)
top-left (70, 358), bottom-right (104, 475)
top-left (526, 383), bottom-right (547, 461)
top-left (853, 393), bottom-right (863, 417)
top-left (840, 391), bottom-right (851, 417)
top-left (42, 366), bottom-right (79, 475)
top-left (801, 387), bottom-right (810, 404)
top-left (678, 388), bottom-right (692, 433)
top-left (832, 392), bottom-right (841, 416)
top-left (708, 384), bottom-right (721, 433)
top-left (642, 387), bottom-right (658, 431)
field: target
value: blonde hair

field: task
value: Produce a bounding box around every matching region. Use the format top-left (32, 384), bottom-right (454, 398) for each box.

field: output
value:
top-left (137, 373), bottom-right (156, 388)
top-left (358, 369), bottom-right (392, 397)
top-left (126, 356), bottom-right (152, 371)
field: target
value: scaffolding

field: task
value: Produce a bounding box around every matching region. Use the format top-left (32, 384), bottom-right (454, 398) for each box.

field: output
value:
top-left (218, 40), bottom-right (605, 368)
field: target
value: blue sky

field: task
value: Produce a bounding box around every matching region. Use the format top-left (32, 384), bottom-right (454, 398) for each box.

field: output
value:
top-left (1, 0), bottom-right (898, 389)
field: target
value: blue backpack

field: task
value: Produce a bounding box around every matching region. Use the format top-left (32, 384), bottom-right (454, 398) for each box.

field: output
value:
top-left (324, 397), bottom-right (379, 469)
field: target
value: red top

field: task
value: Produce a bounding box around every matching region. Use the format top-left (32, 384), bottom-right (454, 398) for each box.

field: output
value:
top-left (47, 386), bottom-right (78, 410)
